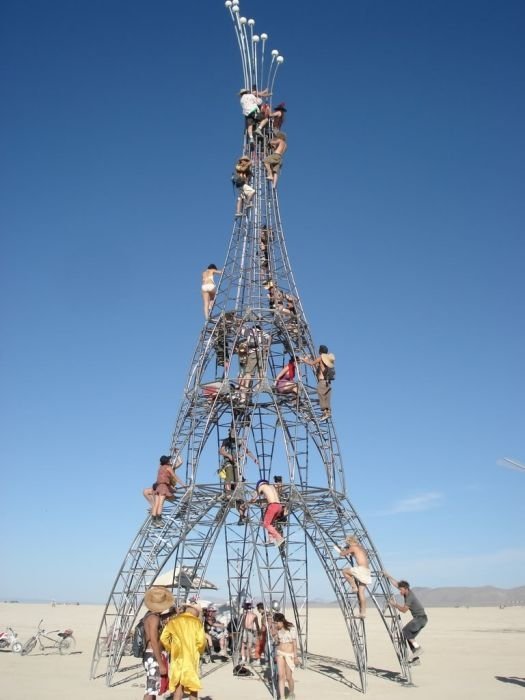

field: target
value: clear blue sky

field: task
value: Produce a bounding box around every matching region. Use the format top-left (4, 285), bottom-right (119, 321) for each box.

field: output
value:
top-left (1, 0), bottom-right (523, 603)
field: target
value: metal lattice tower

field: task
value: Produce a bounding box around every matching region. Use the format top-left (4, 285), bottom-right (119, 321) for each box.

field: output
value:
top-left (90, 1), bottom-right (412, 693)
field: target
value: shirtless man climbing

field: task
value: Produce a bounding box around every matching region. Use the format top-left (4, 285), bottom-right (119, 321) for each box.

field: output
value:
top-left (264, 131), bottom-right (287, 188)
top-left (249, 479), bottom-right (285, 547)
top-left (336, 535), bottom-right (371, 618)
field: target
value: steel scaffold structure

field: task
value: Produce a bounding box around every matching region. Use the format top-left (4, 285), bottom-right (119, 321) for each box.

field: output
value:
top-left (90, 1), bottom-right (412, 694)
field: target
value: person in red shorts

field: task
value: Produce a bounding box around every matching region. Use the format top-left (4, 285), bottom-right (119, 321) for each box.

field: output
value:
top-left (249, 479), bottom-right (285, 547)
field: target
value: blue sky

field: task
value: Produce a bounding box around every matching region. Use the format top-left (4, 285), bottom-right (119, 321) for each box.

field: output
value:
top-left (1, 0), bottom-right (524, 603)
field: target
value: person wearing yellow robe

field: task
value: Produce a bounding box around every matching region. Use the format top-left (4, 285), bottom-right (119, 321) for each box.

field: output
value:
top-left (160, 602), bottom-right (206, 700)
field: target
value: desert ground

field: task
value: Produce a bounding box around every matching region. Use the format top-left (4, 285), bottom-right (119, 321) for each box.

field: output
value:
top-left (0, 602), bottom-right (523, 699)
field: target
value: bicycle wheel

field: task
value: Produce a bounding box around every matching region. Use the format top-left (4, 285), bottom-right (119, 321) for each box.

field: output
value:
top-left (21, 637), bottom-right (37, 656)
top-left (11, 641), bottom-right (23, 654)
top-left (59, 635), bottom-right (76, 655)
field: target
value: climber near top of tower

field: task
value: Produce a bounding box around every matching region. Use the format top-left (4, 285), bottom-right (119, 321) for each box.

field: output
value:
top-left (255, 101), bottom-right (287, 137)
top-left (264, 131), bottom-right (287, 189)
top-left (239, 86), bottom-right (271, 143)
top-left (233, 155), bottom-right (255, 217)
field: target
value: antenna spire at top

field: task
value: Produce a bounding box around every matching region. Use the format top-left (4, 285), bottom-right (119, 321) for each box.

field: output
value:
top-left (225, 0), bottom-right (284, 96)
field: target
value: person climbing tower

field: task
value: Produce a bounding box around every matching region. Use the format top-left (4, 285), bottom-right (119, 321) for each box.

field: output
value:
top-left (249, 479), bottom-right (285, 547)
top-left (233, 155), bottom-right (255, 217)
top-left (201, 264), bottom-right (223, 318)
top-left (151, 454), bottom-right (186, 528)
top-left (239, 86), bottom-right (271, 143)
top-left (300, 345), bottom-right (335, 422)
top-left (335, 535), bottom-right (371, 618)
top-left (264, 131), bottom-right (287, 188)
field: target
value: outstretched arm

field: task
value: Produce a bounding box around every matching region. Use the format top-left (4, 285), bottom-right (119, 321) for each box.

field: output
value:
top-left (246, 448), bottom-right (259, 465)
top-left (382, 571), bottom-right (400, 589)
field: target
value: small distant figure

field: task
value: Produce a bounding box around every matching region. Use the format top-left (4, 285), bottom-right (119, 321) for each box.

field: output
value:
top-left (233, 156), bottom-right (255, 217)
top-left (201, 264), bottom-right (222, 319)
top-left (219, 430), bottom-right (259, 493)
top-left (239, 87), bottom-right (271, 143)
top-left (254, 602), bottom-right (268, 664)
top-left (270, 102), bottom-right (287, 131)
top-left (300, 345), bottom-right (335, 422)
top-left (235, 499), bottom-right (248, 525)
top-left (151, 455), bottom-right (186, 528)
top-left (274, 356), bottom-right (298, 397)
top-left (249, 479), bottom-right (285, 547)
top-left (336, 535), bottom-right (371, 619)
top-left (257, 101), bottom-right (286, 134)
top-left (161, 601), bottom-right (206, 700)
top-left (272, 612), bottom-right (299, 700)
top-left (204, 606), bottom-right (228, 659)
top-left (237, 324), bottom-right (271, 402)
top-left (383, 572), bottom-right (428, 661)
top-left (241, 601), bottom-right (259, 663)
top-left (143, 586), bottom-right (175, 700)
top-left (264, 131), bottom-right (287, 188)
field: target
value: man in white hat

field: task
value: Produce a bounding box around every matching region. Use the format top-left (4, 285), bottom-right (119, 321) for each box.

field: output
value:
top-left (238, 86), bottom-right (271, 143)
top-left (300, 345), bottom-right (335, 422)
top-left (161, 601), bottom-right (206, 700)
top-left (142, 586), bottom-right (175, 700)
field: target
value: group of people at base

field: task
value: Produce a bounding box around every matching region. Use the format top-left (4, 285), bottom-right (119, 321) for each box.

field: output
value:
top-left (140, 586), bottom-right (300, 700)
top-left (139, 566), bottom-right (427, 700)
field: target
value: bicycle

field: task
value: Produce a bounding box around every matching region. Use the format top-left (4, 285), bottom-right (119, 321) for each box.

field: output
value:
top-left (21, 619), bottom-right (76, 656)
top-left (0, 627), bottom-right (22, 653)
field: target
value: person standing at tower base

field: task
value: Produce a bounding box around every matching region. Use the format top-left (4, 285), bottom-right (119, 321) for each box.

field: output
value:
top-left (383, 571), bottom-right (428, 661)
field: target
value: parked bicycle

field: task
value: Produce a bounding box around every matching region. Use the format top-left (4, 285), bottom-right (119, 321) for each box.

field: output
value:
top-left (0, 627), bottom-right (22, 653)
top-left (21, 619), bottom-right (76, 656)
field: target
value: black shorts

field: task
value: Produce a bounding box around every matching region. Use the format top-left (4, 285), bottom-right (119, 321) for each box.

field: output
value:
top-left (245, 111), bottom-right (259, 128)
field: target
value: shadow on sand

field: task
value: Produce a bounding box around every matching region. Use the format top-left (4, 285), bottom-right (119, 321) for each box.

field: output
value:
top-left (495, 676), bottom-right (525, 688)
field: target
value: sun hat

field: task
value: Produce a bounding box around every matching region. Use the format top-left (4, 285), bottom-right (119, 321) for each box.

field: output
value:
top-left (238, 88), bottom-right (249, 95)
top-left (321, 353), bottom-right (335, 368)
top-left (144, 586), bottom-right (174, 613)
top-left (184, 601), bottom-right (202, 615)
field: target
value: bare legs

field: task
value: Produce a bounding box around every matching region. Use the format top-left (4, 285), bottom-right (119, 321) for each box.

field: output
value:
top-left (152, 494), bottom-right (166, 518)
top-left (276, 654), bottom-right (294, 700)
top-left (202, 290), bottom-right (216, 318)
top-left (343, 569), bottom-right (367, 617)
top-left (173, 685), bottom-right (197, 700)
top-left (143, 487), bottom-right (155, 510)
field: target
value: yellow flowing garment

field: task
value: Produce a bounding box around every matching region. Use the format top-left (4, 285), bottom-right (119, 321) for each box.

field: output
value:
top-left (160, 612), bottom-right (206, 692)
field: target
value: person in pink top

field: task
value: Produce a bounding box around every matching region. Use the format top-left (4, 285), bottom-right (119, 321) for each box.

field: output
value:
top-left (274, 357), bottom-right (298, 397)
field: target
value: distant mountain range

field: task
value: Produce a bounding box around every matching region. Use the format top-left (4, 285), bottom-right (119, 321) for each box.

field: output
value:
top-left (310, 585), bottom-right (525, 607)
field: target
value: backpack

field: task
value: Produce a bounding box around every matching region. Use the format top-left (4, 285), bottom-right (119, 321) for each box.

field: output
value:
top-left (131, 619), bottom-right (145, 658)
top-left (131, 612), bottom-right (156, 658)
top-left (325, 366), bottom-right (336, 382)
